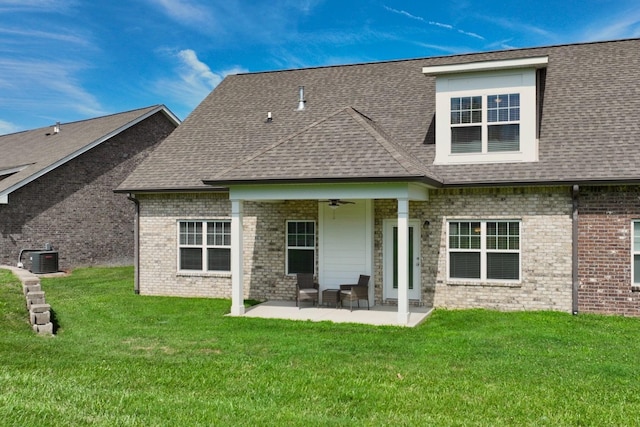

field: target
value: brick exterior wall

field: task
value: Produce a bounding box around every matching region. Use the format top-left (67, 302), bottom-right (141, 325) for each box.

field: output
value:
top-left (137, 187), bottom-right (574, 313)
top-left (578, 185), bottom-right (640, 316)
top-left (426, 187), bottom-right (573, 312)
top-left (0, 112), bottom-right (176, 270)
top-left (137, 193), bottom-right (317, 299)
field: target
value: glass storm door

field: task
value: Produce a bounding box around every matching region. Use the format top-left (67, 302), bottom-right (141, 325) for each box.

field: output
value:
top-left (384, 220), bottom-right (421, 301)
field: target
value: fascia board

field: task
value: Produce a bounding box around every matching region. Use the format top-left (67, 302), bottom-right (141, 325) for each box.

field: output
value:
top-left (422, 56), bottom-right (549, 75)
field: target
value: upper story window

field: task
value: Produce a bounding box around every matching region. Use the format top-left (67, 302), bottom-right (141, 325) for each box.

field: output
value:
top-left (423, 56), bottom-right (547, 165)
top-left (450, 93), bottom-right (520, 154)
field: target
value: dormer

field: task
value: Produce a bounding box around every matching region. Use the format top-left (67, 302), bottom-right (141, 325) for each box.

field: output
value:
top-left (423, 56), bottom-right (548, 165)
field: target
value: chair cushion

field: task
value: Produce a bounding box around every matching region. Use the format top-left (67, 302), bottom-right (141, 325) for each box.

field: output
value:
top-left (299, 289), bottom-right (318, 295)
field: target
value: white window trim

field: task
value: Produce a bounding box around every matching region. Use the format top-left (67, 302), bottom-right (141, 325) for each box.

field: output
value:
top-left (446, 219), bottom-right (522, 284)
top-left (632, 220), bottom-right (640, 288)
top-left (430, 67), bottom-right (540, 165)
top-left (285, 220), bottom-right (316, 276)
top-left (177, 219), bottom-right (231, 274)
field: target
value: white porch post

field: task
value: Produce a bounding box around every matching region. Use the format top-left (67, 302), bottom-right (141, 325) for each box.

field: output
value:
top-left (230, 199), bottom-right (245, 316)
top-left (397, 198), bottom-right (410, 325)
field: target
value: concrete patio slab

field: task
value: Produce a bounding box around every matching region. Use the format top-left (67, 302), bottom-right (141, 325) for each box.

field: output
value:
top-left (238, 300), bottom-right (433, 327)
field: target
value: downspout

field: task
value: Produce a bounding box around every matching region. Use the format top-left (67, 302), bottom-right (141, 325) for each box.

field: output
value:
top-left (572, 185), bottom-right (579, 315)
top-left (127, 193), bottom-right (140, 294)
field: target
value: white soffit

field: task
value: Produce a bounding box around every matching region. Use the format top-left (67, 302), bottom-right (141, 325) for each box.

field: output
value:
top-left (228, 182), bottom-right (429, 201)
top-left (422, 56), bottom-right (549, 75)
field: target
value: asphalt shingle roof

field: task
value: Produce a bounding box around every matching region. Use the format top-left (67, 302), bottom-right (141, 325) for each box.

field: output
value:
top-left (207, 106), bottom-right (439, 184)
top-left (117, 38), bottom-right (640, 192)
top-left (0, 105), bottom-right (177, 198)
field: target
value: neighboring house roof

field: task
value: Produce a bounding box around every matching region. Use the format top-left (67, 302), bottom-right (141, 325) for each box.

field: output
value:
top-left (0, 105), bottom-right (180, 203)
top-left (117, 38), bottom-right (640, 192)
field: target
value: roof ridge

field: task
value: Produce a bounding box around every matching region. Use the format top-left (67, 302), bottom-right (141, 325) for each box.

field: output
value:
top-left (346, 108), bottom-right (441, 181)
top-left (232, 38), bottom-right (640, 77)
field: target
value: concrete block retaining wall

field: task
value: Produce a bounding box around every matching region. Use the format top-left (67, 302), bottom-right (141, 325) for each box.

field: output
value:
top-left (3, 266), bottom-right (54, 335)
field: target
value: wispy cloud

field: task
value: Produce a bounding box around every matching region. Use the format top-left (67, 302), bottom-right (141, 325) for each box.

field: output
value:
top-left (155, 49), bottom-right (246, 115)
top-left (147, 0), bottom-right (214, 27)
top-left (383, 5), bottom-right (485, 41)
top-left (0, 58), bottom-right (105, 119)
top-left (0, 119), bottom-right (19, 135)
top-left (580, 6), bottom-right (640, 41)
top-left (0, 27), bottom-right (94, 48)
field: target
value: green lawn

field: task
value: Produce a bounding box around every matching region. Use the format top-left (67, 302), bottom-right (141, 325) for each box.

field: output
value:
top-left (1, 267), bottom-right (639, 426)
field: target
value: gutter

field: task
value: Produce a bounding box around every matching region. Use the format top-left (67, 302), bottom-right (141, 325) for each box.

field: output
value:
top-left (201, 175), bottom-right (443, 188)
top-left (572, 185), bottom-right (579, 315)
top-left (127, 193), bottom-right (140, 294)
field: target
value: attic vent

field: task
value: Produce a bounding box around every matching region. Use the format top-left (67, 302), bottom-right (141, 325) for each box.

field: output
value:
top-left (297, 86), bottom-right (305, 111)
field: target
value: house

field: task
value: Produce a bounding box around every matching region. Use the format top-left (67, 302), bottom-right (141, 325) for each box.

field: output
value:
top-left (116, 39), bottom-right (640, 324)
top-left (0, 105), bottom-right (179, 271)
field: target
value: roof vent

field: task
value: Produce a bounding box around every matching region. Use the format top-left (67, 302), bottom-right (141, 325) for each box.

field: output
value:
top-left (297, 86), bottom-right (305, 111)
top-left (53, 122), bottom-right (60, 134)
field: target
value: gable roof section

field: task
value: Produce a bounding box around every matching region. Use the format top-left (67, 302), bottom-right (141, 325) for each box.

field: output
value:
top-left (0, 105), bottom-right (179, 203)
top-left (205, 106), bottom-right (440, 185)
top-left (118, 38), bottom-right (640, 192)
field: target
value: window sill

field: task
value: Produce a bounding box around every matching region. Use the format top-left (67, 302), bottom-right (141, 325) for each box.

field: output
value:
top-left (445, 280), bottom-right (522, 288)
top-left (177, 271), bottom-right (232, 278)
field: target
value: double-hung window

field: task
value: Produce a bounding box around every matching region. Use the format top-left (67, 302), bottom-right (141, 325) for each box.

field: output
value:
top-left (448, 220), bottom-right (520, 281)
top-left (286, 220), bottom-right (315, 274)
top-left (179, 220), bottom-right (231, 272)
top-left (424, 57), bottom-right (547, 165)
top-left (633, 221), bottom-right (640, 286)
top-left (450, 93), bottom-right (520, 154)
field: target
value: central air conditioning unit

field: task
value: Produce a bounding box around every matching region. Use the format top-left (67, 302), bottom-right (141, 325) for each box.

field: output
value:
top-left (30, 251), bottom-right (59, 274)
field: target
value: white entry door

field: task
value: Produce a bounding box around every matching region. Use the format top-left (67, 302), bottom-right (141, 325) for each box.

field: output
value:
top-left (318, 200), bottom-right (373, 291)
top-left (383, 219), bottom-right (421, 301)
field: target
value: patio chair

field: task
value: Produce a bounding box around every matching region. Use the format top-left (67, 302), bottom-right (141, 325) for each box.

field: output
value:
top-left (339, 274), bottom-right (370, 311)
top-left (296, 273), bottom-right (319, 308)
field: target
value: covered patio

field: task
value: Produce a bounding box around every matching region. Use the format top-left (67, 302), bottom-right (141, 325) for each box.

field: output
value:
top-left (240, 300), bottom-right (433, 327)
top-left (202, 106), bottom-right (441, 326)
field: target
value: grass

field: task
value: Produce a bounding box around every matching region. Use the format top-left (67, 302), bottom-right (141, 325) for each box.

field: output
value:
top-left (1, 267), bottom-right (640, 426)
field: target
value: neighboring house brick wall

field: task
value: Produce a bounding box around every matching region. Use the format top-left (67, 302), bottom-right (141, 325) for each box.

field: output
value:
top-left (140, 187), bottom-right (573, 313)
top-left (0, 112), bottom-right (175, 270)
top-left (578, 185), bottom-right (640, 316)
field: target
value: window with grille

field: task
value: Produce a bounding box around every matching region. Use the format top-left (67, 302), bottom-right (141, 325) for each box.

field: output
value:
top-left (633, 221), bottom-right (640, 286)
top-left (178, 220), bottom-right (231, 272)
top-left (448, 220), bottom-right (520, 281)
top-left (450, 93), bottom-right (520, 154)
top-left (286, 220), bottom-right (315, 274)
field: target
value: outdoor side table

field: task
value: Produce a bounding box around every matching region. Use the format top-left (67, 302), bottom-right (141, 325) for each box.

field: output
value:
top-left (322, 289), bottom-right (341, 308)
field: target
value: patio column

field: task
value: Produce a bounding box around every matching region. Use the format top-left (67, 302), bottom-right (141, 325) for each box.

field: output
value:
top-left (230, 199), bottom-right (245, 316)
top-left (397, 198), bottom-right (410, 325)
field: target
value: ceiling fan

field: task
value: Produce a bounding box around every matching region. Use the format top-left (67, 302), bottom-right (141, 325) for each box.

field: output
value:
top-left (325, 199), bottom-right (355, 209)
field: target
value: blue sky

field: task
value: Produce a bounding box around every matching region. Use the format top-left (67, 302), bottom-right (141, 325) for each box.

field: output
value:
top-left (1, 0), bottom-right (639, 133)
